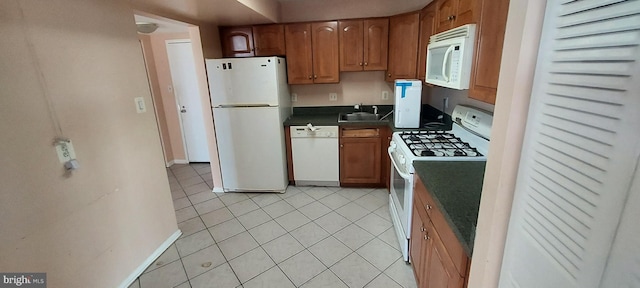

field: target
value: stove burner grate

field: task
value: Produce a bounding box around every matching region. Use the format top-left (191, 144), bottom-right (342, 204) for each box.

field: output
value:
top-left (401, 130), bottom-right (483, 157)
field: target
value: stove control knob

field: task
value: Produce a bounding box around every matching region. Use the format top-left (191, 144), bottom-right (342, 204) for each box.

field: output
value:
top-left (398, 154), bottom-right (405, 165)
top-left (390, 140), bottom-right (396, 150)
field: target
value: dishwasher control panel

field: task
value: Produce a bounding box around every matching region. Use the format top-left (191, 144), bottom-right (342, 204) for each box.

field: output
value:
top-left (290, 125), bottom-right (338, 138)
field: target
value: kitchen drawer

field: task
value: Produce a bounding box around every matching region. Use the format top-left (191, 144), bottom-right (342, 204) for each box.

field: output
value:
top-left (341, 127), bottom-right (380, 137)
top-left (414, 177), bottom-right (469, 275)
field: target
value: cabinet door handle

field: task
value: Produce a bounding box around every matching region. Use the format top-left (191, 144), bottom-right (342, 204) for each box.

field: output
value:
top-left (426, 204), bottom-right (432, 210)
top-left (314, 75), bottom-right (317, 79)
top-left (387, 73), bottom-right (391, 77)
top-left (364, 62), bottom-right (368, 66)
top-left (420, 226), bottom-right (425, 232)
top-left (359, 62), bottom-right (363, 66)
top-left (340, 144), bottom-right (344, 148)
top-left (424, 234), bottom-right (429, 240)
top-left (308, 75), bottom-right (312, 79)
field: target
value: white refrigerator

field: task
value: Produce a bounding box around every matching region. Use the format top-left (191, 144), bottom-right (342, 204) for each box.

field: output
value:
top-left (206, 57), bottom-right (291, 193)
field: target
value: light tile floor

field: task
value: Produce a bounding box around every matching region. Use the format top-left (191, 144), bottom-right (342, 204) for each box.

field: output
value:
top-left (128, 163), bottom-right (417, 288)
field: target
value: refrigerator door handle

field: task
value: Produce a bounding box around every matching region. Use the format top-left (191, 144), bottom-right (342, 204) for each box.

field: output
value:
top-left (215, 104), bottom-right (273, 108)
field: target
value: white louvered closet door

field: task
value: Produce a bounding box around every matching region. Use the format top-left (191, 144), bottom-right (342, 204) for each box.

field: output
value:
top-left (499, 1), bottom-right (640, 288)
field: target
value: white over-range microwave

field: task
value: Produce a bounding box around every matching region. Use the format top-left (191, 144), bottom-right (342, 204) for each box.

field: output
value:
top-left (426, 24), bottom-right (476, 90)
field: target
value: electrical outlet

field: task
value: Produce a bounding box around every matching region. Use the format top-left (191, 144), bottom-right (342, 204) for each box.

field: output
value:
top-left (382, 91), bottom-right (389, 100)
top-left (291, 93), bottom-right (297, 102)
top-left (329, 93), bottom-right (338, 101)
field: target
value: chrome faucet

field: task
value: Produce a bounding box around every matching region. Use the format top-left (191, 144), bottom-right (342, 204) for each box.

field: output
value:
top-left (373, 105), bottom-right (378, 115)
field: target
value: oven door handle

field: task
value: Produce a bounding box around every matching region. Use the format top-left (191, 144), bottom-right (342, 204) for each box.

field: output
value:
top-left (388, 148), bottom-right (412, 180)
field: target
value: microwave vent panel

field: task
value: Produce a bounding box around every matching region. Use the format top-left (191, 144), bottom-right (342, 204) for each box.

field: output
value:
top-left (430, 24), bottom-right (477, 43)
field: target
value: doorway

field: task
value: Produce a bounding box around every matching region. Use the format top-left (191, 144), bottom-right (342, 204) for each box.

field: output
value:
top-left (166, 40), bottom-right (210, 162)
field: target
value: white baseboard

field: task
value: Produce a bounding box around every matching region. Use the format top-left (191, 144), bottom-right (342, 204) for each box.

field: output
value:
top-left (118, 229), bottom-right (182, 288)
top-left (166, 159), bottom-right (188, 168)
top-left (212, 187), bottom-right (224, 193)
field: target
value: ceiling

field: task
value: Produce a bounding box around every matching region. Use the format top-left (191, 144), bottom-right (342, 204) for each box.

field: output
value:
top-left (131, 0), bottom-right (431, 26)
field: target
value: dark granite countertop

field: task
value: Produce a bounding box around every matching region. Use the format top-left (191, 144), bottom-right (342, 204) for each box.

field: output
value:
top-left (413, 161), bottom-right (486, 257)
top-left (283, 105), bottom-right (452, 131)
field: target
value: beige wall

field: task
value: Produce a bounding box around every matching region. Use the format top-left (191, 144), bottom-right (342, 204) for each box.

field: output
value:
top-left (198, 23), bottom-right (223, 59)
top-left (291, 71), bottom-right (395, 107)
top-left (188, 26), bottom-right (224, 190)
top-left (0, 0), bottom-right (178, 287)
top-left (148, 32), bottom-right (191, 162)
top-left (467, 0), bottom-right (547, 287)
top-left (140, 34), bottom-right (174, 163)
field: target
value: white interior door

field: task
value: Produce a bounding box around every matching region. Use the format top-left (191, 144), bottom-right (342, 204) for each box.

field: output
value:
top-left (166, 41), bottom-right (210, 162)
top-left (499, 1), bottom-right (640, 287)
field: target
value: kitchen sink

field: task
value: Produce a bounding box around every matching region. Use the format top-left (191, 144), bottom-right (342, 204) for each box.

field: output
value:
top-left (338, 112), bottom-right (382, 122)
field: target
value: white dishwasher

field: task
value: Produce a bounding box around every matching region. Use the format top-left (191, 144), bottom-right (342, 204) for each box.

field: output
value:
top-left (290, 125), bottom-right (339, 186)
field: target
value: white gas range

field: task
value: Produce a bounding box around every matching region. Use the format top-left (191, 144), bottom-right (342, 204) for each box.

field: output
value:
top-left (388, 105), bottom-right (493, 261)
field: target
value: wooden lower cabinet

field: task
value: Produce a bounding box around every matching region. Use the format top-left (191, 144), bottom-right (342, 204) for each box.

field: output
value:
top-left (411, 201), bottom-right (430, 287)
top-left (339, 126), bottom-right (390, 186)
top-left (381, 127), bottom-right (392, 190)
top-left (412, 176), bottom-right (469, 288)
top-left (339, 128), bottom-right (382, 185)
top-left (426, 224), bottom-right (465, 288)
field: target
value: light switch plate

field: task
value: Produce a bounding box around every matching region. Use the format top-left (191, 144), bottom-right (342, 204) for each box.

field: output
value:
top-left (135, 97), bottom-right (146, 113)
top-left (329, 93), bottom-right (338, 101)
top-left (291, 93), bottom-right (297, 102)
top-left (382, 91), bottom-right (389, 100)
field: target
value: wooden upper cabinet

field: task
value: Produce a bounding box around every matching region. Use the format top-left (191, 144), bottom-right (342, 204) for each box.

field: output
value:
top-left (311, 21), bottom-right (340, 83)
top-left (468, 0), bottom-right (510, 104)
top-left (220, 26), bottom-right (255, 57)
top-left (364, 18), bottom-right (389, 71)
top-left (417, 3), bottom-right (437, 82)
top-left (435, 0), bottom-right (477, 34)
top-left (252, 24), bottom-right (285, 56)
top-left (285, 22), bottom-right (339, 84)
top-left (456, 0), bottom-right (476, 26)
top-left (339, 18), bottom-right (389, 72)
top-left (387, 12), bottom-right (420, 82)
top-left (284, 23), bottom-right (314, 84)
top-left (339, 20), bottom-right (364, 71)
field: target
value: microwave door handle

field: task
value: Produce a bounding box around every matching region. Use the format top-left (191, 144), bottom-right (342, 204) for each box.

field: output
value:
top-left (442, 46), bottom-right (454, 82)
